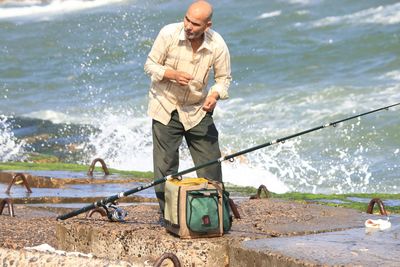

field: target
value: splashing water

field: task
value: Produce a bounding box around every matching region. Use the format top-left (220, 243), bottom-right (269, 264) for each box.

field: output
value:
top-left (0, 116), bottom-right (26, 162)
top-left (77, 114), bottom-right (375, 194)
top-left (79, 108), bottom-right (153, 171)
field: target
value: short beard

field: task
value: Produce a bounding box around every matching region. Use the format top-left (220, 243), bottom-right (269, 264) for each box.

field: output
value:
top-left (185, 31), bottom-right (203, 40)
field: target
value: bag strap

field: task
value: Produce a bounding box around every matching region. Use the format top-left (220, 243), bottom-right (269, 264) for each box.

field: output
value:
top-left (207, 179), bottom-right (241, 219)
top-left (228, 198), bottom-right (241, 219)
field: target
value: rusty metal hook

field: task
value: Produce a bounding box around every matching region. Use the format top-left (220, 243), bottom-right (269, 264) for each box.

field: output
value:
top-left (86, 207), bottom-right (108, 218)
top-left (5, 173), bottom-right (32, 194)
top-left (153, 252), bottom-right (181, 267)
top-left (0, 198), bottom-right (15, 217)
top-left (87, 158), bottom-right (110, 176)
top-left (367, 198), bottom-right (387, 216)
top-left (250, 184), bottom-right (271, 199)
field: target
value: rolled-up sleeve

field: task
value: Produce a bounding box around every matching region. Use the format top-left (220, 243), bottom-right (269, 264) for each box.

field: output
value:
top-left (208, 42), bottom-right (231, 100)
top-left (144, 27), bottom-right (169, 82)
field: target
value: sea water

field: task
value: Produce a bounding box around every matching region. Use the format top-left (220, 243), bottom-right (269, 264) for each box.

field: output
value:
top-left (1, 0), bottom-right (399, 194)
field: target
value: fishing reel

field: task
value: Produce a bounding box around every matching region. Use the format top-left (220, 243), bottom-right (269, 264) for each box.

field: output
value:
top-left (101, 202), bottom-right (128, 222)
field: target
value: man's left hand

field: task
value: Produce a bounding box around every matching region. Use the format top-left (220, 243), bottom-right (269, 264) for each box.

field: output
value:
top-left (202, 92), bottom-right (220, 112)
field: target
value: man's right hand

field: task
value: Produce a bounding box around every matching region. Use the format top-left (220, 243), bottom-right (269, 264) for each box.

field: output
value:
top-left (164, 69), bottom-right (193, 86)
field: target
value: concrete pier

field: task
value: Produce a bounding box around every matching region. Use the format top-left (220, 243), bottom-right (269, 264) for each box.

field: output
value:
top-left (56, 199), bottom-right (396, 266)
top-left (1, 169), bottom-right (398, 266)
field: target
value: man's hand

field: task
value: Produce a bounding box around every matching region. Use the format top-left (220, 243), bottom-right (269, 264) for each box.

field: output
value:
top-left (164, 69), bottom-right (193, 86)
top-left (202, 92), bottom-right (220, 112)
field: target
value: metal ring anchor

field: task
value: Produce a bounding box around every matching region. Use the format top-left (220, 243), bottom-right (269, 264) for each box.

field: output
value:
top-left (87, 158), bottom-right (110, 176)
top-left (5, 173), bottom-right (32, 194)
top-left (153, 252), bottom-right (181, 267)
top-left (250, 184), bottom-right (271, 199)
top-left (367, 198), bottom-right (387, 216)
top-left (86, 207), bottom-right (108, 218)
top-left (0, 198), bottom-right (15, 217)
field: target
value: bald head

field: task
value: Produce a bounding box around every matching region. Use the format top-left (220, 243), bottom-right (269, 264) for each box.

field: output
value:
top-left (187, 0), bottom-right (213, 23)
top-left (184, 1), bottom-right (213, 41)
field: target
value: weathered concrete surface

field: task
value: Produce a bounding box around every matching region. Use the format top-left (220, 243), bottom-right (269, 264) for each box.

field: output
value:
top-left (230, 216), bottom-right (400, 267)
top-left (57, 205), bottom-right (230, 266)
top-left (0, 247), bottom-right (136, 267)
top-left (0, 205), bottom-right (59, 250)
top-left (56, 199), bottom-right (381, 266)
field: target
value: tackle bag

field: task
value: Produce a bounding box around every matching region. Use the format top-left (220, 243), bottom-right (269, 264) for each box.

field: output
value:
top-left (164, 177), bottom-right (232, 239)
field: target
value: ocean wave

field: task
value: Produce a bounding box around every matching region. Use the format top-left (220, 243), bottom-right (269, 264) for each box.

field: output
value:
top-left (256, 10), bottom-right (281, 20)
top-left (79, 111), bottom-right (152, 171)
top-left (0, 0), bottom-right (125, 21)
top-left (24, 110), bottom-right (87, 124)
top-left (310, 2), bottom-right (400, 27)
top-left (285, 0), bottom-right (321, 6)
top-left (378, 70), bottom-right (400, 82)
top-left (74, 110), bottom-right (292, 193)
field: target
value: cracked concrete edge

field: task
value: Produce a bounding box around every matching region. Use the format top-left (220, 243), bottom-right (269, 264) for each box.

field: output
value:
top-left (227, 240), bottom-right (317, 267)
top-left (0, 247), bottom-right (143, 267)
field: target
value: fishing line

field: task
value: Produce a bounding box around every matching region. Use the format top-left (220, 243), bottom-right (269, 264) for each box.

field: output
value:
top-left (57, 102), bottom-right (400, 221)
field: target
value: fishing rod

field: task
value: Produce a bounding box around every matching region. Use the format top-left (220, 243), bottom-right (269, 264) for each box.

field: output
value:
top-left (57, 102), bottom-right (400, 221)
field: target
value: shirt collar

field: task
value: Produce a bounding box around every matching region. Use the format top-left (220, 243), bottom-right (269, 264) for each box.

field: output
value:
top-left (178, 23), bottom-right (212, 52)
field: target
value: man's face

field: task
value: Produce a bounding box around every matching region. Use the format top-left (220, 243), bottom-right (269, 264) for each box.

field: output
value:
top-left (184, 14), bottom-right (210, 40)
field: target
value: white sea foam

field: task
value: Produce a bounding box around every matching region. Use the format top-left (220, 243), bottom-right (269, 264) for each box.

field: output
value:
top-left (25, 110), bottom-right (80, 124)
top-left (285, 0), bottom-right (320, 5)
top-left (296, 10), bottom-right (309, 15)
top-left (310, 2), bottom-right (400, 27)
top-left (0, 115), bottom-right (26, 162)
top-left (256, 10), bottom-right (281, 20)
top-left (222, 163), bottom-right (289, 193)
top-left (378, 70), bottom-right (400, 82)
top-left (0, 0), bottom-right (125, 20)
top-left (81, 111), bottom-right (153, 171)
top-left (1, 0), bottom-right (42, 6)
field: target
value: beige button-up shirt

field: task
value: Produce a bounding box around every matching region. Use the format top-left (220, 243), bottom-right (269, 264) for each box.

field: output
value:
top-left (144, 22), bottom-right (232, 130)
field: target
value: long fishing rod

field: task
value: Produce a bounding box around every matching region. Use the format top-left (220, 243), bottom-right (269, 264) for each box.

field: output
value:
top-left (57, 102), bottom-right (400, 221)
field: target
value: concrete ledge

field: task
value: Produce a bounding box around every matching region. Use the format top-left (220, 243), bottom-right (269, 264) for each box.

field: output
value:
top-left (0, 247), bottom-right (135, 267)
top-left (56, 207), bottom-right (229, 266)
top-left (0, 170), bottom-right (146, 188)
top-left (56, 199), bottom-right (375, 266)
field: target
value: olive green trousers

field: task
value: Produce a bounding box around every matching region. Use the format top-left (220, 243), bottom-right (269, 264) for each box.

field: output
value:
top-left (152, 110), bottom-right (222, 213)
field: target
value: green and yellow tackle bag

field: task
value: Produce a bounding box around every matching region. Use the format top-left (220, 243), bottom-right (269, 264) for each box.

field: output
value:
top-left (164, 177), bottom-right (233, 239)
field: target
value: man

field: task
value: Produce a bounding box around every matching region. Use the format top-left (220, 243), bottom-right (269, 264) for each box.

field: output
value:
top-left (144, 0), bottom-right (232, 214)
